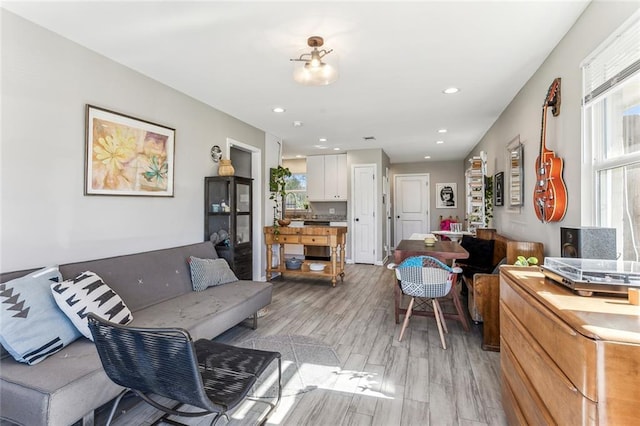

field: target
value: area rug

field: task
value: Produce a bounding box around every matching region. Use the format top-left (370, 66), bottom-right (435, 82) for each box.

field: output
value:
top-left (238, 334), bottom-right (341, 398)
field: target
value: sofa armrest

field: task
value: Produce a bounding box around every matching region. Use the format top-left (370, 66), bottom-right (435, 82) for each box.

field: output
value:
top-left (474, 273), bottom-right (501, 351)
top-left (473, 273), bottom-right (499, 316)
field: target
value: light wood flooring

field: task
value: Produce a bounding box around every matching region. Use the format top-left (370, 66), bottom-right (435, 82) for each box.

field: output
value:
top-left (100, 263), bottom-right (507, 426)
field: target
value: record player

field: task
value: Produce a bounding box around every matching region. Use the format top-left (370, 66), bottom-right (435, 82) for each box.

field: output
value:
top-left (541, 257), bottom-right (640, 296)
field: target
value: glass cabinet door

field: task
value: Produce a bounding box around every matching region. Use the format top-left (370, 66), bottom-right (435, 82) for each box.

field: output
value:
top-left (234, 181), bottom-right (251, 245)
top-left (236, 183), bottom-right (250, 213)
top-left (236, 215), bottom-right (250, 245)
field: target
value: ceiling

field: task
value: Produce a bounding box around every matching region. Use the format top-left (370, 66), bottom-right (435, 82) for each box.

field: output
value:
top-left (2, 1), bottom-right (590, 163)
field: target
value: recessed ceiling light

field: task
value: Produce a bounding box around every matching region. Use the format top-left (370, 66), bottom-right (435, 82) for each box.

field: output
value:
top-left (436, 140), bottom-right (444, 144)
top-left (424, 155), bottom-right (431, 159)
top-left (438, 129), bottom-right (447, 133)
top-left (293, 121), bottom-right (303, 127)
top-left (333, 147), bottom-right (340, 151)
top-left (272, 107), bottom-right (285, 113)
top-left (319, 138), bottom-right (327, 142)
top-left (314, 145), bottom-right (327, 149)
top-left (442, 87), bottom-right (459, 94)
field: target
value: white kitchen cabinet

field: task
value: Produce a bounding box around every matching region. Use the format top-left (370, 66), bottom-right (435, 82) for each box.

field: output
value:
top-left (306, 154), bottom-right (347, 201)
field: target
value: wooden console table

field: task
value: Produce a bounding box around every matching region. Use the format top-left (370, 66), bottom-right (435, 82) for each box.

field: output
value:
top-left (500, 266), bottom-right (640, 424)
top-left (264, 225), bottom-right (347, 287)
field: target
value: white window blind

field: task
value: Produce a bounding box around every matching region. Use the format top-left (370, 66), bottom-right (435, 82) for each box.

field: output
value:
top-left (582, 11), bottom-right (640, 104)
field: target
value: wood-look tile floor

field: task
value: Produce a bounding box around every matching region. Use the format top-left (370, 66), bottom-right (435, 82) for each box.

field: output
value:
top-left (101, 263), bottom-right (507, 426)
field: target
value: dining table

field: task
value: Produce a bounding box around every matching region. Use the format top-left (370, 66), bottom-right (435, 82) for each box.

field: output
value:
top-left (393, 239), bottom-right (470, 332)
top-left (431, 230), bottom-right (475, 243)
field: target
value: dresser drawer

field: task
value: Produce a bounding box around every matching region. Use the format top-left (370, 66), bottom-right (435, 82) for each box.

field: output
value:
top-left (501, 304), bottom-right (598, 425)
top-left (501, 340), bottom-right (554, 426)
top-left (501, 275), bottom-right (598, 400)
top-left (276, 235), bottom-right (302, 244)
top-left (300, 235), bottom-right (328, 245)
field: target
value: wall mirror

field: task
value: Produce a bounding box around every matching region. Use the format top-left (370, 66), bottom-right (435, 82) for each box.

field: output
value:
top-left (507, 136), bottom-right (524, 207)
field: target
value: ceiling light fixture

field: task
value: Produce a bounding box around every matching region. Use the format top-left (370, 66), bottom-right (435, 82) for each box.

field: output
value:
top-left (438, 129), bottom-right (447, 133)
top-left (436, 140), bottom-right (444, 144)
top-left (319, 137), bottom-right (327, 142)
top-left (272, 107), bottom-right (285, 113)
top-left (443, 87), bottom-right (460, 94)
top-left (333, 147), bottom-right (340, 151)
top-left (424, 155), bottom-right (432, 159)
top-left (291, 36), bottom-right (338, 86)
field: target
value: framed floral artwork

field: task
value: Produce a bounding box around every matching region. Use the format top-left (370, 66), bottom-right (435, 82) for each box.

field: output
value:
top-left (85, 105), bottom-right (175, 196)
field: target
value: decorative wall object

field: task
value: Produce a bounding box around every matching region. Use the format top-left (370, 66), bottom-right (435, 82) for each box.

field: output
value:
top-left (436, 183), bottom-right (457, 208)
top-left (507, 136), bottom-right (524, 207)
top-left (85, 105), bottom-right (175, 196)
top-left (494, 172), bottom-right (504, 206)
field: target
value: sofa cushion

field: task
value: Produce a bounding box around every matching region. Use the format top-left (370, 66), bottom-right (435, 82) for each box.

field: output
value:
top-left (189, 257), bottom-right (238, 291)
top-left (51, 271), bottom-right (133, 340)
top-left (0, 266), bottom-right (82, 365)
top-left (461, 236), bottom-right (495, 267)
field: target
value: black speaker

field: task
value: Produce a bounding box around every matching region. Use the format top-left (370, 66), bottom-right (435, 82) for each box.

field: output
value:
top-left (561, 227), bottom-right (616, 260)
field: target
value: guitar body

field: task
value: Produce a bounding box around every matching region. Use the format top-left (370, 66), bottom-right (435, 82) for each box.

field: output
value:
top-left (534, 150), bottom-right (568, 222)
top-left (533, 78), bottom-right (568, 223)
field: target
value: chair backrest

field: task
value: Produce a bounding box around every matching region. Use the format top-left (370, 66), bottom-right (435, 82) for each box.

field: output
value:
top-left (87, 313), bottom-right (219, 413)
top-left (506, 241), bottom-right (545, 264)
top-left (396, 256), bottom-right (454, 298)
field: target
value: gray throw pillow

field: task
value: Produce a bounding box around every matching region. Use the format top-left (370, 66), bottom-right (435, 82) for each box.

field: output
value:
top-left (189, 257), bottom-right (238, 291)
top-left (0, 266), bottom-right (81, 364)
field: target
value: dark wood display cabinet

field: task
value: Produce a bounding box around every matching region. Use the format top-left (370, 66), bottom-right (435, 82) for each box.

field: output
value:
top-left (204, 176), bottom-right (253, 279)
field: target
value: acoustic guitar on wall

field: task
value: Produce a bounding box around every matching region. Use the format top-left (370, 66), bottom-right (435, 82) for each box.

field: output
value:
top-left (533, 77), bottom-right (568, 223)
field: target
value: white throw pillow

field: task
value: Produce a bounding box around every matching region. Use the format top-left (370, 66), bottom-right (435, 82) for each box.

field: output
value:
top-left (51, 271), bottom-right (133, 340)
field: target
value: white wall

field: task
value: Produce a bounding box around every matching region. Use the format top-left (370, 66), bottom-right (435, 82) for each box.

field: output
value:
top-left (0, 11), bottom-right (265, 272)
top-left (465, 1), bottom-right (639, 257)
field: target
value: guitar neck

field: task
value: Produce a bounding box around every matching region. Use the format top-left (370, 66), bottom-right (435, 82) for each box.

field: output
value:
top-left (539, 104), bottom-right (548, 159)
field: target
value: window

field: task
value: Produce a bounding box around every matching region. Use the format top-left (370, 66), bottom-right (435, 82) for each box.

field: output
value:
top-left (284, 173), bottom-right (308, 211)
top-left (582, 12), bottom-right (640, 261)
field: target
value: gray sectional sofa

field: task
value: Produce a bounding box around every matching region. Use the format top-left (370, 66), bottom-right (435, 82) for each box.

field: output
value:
top-left (0, 241), bottom-right (272, 426)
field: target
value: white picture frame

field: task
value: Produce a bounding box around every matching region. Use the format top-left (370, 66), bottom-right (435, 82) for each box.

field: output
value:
top-left (436, 183), bottom-right (457, 208)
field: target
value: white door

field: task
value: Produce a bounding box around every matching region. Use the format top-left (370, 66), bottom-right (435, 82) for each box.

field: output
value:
top-left (384, 171), bottom-right (392, 260)
top-left (353, 164), bottom-right (376, 264)
top-left (394, 174), bottom-right (430, 246)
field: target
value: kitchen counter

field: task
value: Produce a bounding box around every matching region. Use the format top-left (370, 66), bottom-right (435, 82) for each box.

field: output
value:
top-left (286, 217), bottom-right (347, 223)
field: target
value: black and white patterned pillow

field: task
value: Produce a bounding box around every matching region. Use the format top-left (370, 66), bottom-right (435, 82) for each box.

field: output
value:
top-left (51, 271), bottom-right (133, 340)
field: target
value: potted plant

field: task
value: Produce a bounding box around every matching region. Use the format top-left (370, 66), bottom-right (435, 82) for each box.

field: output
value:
top-left (269, 165), bottom-right (292, 227)
top-left (484, 175), bottom-right (494, 228)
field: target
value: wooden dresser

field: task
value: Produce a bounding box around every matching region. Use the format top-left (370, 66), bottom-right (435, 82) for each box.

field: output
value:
top-left (499, 266), bottom-right (640, 424)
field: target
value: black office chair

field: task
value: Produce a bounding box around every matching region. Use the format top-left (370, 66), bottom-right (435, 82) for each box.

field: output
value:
top-left (87, 313), bottom-right (281, 426)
